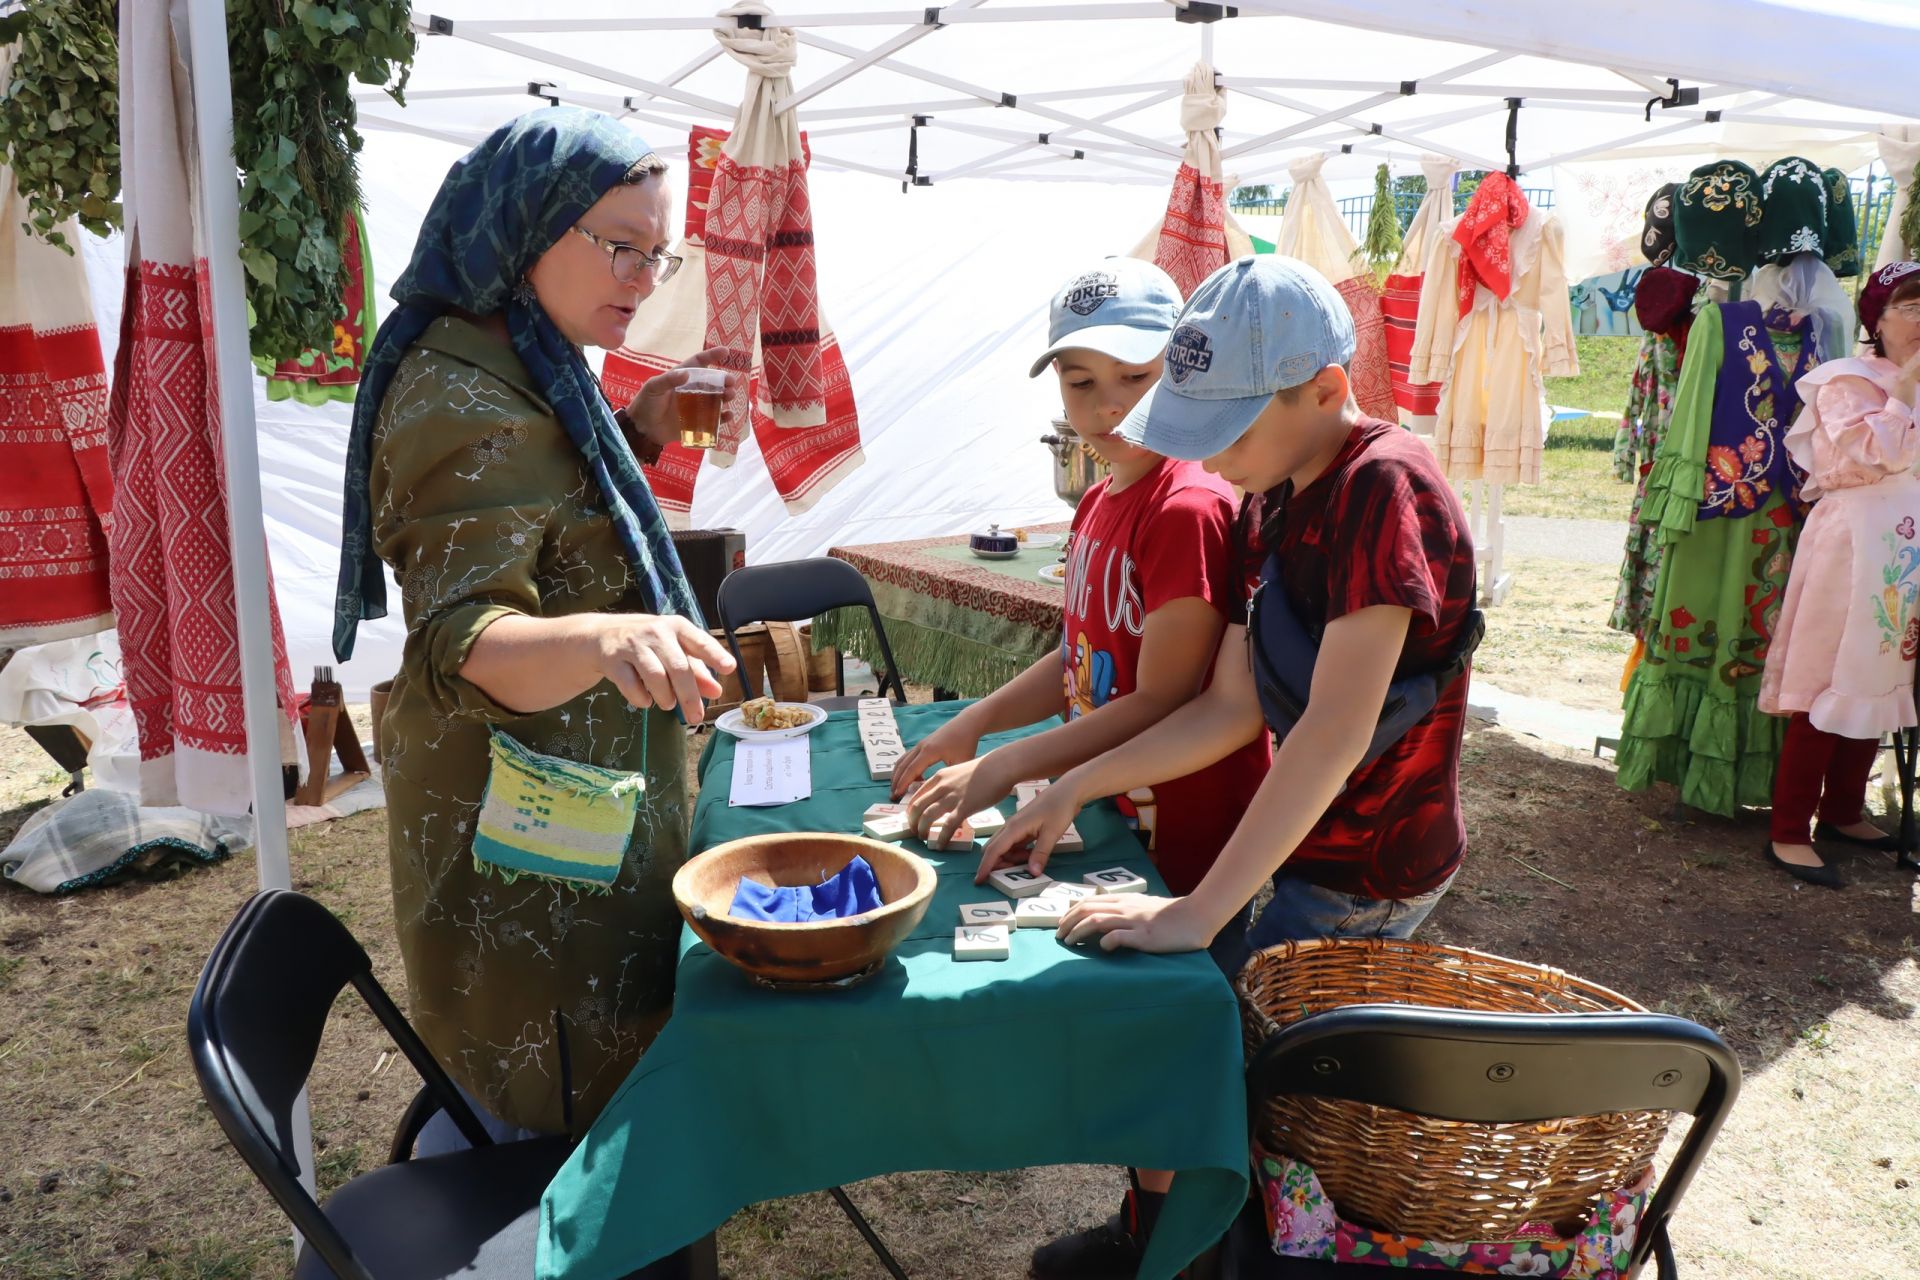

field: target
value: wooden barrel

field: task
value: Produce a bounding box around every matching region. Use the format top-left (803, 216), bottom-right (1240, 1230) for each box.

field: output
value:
top-left (799, 623), bottom-right (839, 693)
top-left (711, 625), bottom-right (775, 713)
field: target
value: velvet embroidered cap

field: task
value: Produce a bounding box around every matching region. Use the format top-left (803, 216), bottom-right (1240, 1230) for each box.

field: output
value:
top-left (1674, 160), bottom-right (1763, 283)
top-left (1757, 156), bottom-right (1829, 264)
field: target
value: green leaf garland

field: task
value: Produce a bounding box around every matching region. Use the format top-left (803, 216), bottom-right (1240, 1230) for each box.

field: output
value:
top-left (1361, 162), bottom-right (1402, 281)
top-left (0, 0), bottom-right (121, 253)
top-left (227, 0), bottom-right (414, 364)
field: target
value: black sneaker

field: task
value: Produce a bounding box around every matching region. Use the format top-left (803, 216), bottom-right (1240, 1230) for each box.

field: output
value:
top-left (1030, 1188), bottom-right (1162, 1279)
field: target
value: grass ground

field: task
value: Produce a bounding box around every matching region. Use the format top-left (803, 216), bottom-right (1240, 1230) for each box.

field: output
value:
top-left (1546, 333), bottom-right (1640, 418)
top-left (1472, 554), bottom-right (1634, 712)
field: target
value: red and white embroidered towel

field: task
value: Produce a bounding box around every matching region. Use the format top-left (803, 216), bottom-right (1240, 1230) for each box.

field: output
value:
top-left (1382, 156), bottom-right (1458, 427)
top-left (1153, 64), bottom-right (1230, 297)
top-left (109, 0), bottom-right (298, 815)
top-left (0, 153), bottom-right (116, 648)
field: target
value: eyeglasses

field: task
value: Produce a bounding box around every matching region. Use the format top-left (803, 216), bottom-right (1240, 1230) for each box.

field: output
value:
top-left (570, 225), bottom-right (683, 285)
top-left (1884, 301), bottom-right (1920, 322)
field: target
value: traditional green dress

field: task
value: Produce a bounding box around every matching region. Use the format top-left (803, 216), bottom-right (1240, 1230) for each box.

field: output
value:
top-left (1616, 303), bottom-right (1807, 815)
top-left (371, 316), bottom-right (688, 1135)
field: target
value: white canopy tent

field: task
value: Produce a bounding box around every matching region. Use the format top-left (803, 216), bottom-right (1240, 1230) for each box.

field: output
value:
top-left (87, 0), bottom-right (1920, 710)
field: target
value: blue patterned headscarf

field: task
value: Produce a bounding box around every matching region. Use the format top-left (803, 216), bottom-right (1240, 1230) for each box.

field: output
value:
top-left (333, 107), bottom-right (701, 661)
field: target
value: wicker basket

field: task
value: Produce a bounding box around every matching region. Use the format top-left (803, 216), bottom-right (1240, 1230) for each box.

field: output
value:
top-left (1236, 938), bottom-right (1667, 1241)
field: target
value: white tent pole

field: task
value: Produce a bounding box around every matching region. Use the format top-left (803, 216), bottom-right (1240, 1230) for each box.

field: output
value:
top-left (437, 25), bottom-right (738, 117)
top-left (357, 113), bottom-right (492, 148)
top-left (775, 0), bottom-right (989, 116)
top-left (648, 45), bottom-right (726, 98)
top-left (792, 28), bottom-right (1187, 159)
top-left (1522, 92), bottom-right (1792, 171)
top-left (438, 5), bottom-right (1170, 33)
top-left (181, 0), bottom-right (315, 1249)
top-left (182, 0), bottom-right (293, 889)
top-left (1223, 51), bottom-right (1508, 159)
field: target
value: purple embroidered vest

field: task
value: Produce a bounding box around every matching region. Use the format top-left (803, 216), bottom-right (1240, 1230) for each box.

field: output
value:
top-left (1698, 300), bottom-right (1815, 521)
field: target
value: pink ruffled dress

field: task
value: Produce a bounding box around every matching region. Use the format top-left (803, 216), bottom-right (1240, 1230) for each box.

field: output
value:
top-left (1758, 356), bottom-right (1920, 737)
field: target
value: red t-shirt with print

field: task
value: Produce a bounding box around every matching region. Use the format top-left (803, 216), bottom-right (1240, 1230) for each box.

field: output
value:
top-left (1063, 458), bottom-right (1271, 895)
top-left (1232, 419), bottom-right (1476, 900)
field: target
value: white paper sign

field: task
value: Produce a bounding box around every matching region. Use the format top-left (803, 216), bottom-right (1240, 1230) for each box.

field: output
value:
top-left (729, 737), bottom-right (813, 807)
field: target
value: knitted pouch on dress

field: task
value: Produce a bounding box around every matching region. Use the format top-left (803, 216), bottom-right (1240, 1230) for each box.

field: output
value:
top-left (471, 730), bottom-right (647, 892)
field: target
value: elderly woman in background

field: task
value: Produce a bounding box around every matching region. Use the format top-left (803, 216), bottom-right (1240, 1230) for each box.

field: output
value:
top-left (332, 107), bottom-right (735, 1140)
top-left (1758, 261), bottom-right (1920, 888)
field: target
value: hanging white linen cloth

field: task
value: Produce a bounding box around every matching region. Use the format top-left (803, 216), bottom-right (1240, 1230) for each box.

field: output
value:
top-left (1874, 126), bottom-right (1920, 272)
top-left (1276, 154), bottom-right (1396, 422)
top-left (109, 0), bottom-right (299, 814)
top-left (1125, 62), bottom-right (1252, 297)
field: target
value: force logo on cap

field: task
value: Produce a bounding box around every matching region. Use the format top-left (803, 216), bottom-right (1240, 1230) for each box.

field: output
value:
top-left (1062, 271), bottom-right (1120, 317)
top-left (1164, 322), bottom-right (1214, 385)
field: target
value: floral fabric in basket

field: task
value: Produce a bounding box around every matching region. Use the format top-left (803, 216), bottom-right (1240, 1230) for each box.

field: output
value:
top-left (1257, 1148), bottom-right (1649, 1277)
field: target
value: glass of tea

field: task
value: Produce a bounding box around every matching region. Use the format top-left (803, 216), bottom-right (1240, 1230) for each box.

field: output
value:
top-left (672, 367), bottom-right (727, 448)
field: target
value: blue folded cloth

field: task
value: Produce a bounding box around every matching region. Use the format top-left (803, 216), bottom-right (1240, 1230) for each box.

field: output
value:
top-left (728, 855), bottom-right (885, 922)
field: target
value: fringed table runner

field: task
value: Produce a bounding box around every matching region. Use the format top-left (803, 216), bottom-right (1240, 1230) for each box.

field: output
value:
top-left (812, 527), bottom-right (1069, 697)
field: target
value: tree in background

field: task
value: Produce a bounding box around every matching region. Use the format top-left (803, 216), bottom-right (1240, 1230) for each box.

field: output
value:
top-left (1391, 173), bottom-right (1427, 230)
top-left (1230, 183), bottom-right (1283, 208)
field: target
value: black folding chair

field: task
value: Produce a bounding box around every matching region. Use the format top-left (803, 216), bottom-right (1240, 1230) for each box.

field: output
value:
top-left (716, 557), bottom-right (908, 709)
top-left (1214, 1006), bottom-right (1742, 1280)
top-left (187, 889), bottom-right (711, 1280)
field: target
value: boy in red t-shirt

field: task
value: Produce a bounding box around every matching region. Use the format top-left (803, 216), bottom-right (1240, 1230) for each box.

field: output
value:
top-left (896, 259), bottom-right (1267, 899)
top-left (989, 253), bottom-right (1475, 978)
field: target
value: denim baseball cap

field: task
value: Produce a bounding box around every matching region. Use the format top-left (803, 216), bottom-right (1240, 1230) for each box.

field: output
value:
top-left (1028, 258), bottom-right (1183, 377)
top-left (1113, 255), bottom-right (1356, 459)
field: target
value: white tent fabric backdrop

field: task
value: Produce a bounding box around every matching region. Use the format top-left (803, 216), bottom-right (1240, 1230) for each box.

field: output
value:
top-left (71, 0), bottom-right (1920, 701)
top-left (81, 130), bottom-right (1167, 699)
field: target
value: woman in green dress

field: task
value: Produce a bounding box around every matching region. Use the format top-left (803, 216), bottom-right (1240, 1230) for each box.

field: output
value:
top-left (333, 108), bottom-right (736, 1138)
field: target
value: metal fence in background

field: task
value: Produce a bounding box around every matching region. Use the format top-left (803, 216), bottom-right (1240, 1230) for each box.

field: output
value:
top-left (1230, 162), bottom-right (1901, 273)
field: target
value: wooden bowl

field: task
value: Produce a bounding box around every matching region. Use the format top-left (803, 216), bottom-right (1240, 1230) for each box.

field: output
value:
top-left (672, 833), bottom-right (937, 986)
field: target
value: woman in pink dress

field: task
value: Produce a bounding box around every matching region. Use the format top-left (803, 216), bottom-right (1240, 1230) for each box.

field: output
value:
top-left (1759, 261), bottom-right (1920, 888)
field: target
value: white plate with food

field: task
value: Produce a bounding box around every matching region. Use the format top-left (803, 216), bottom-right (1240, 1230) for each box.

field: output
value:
top-left (1036, 562), bottom-right (1067, 585)
top-left (716, 697), bottom-right (829, 740)
top-left (1015, 531), bottom-right (1063, 550)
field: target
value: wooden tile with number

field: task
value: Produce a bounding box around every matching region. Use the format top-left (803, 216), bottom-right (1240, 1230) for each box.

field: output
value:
top-left (1084, 866), bottom-right (1148, 894)
top-left (862, 811), bottom-right (912, 842)
top-left (953, 924), bottom-right (1010, 961)
top-left (1050, 823), bottom-right (1084, 854)
top-left (1040, 881), bottom-right (1094, 904)
top-left (1013, 895), bottom-right (1069, 929)
top-left (958, 900), bottom-right (1015, 927)
top-left (965, 808), bottom-right (1007, 835)
top-left (988, 866), bottom-right (1054, 898)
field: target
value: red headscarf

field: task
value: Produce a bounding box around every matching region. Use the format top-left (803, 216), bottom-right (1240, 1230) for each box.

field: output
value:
top-left (1451, 173), bottom-right (1531, 316)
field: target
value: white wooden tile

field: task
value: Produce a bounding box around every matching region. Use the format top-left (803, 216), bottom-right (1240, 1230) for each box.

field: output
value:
top-left (1083, 867), bottom-right (1148, 895)
top-left (988, 866), bottom-right (1055, 898)
top-left (965, 808), bottom-right (1007, 835)
top-left (1050, 824), bottom-right (1084, 853)
top-left (861, 811), bottom-right (912, 842)
top-left (1013, 896), bottom-right (1069, 929)
top-left (1040, 881), bottom-right (1094, 904)
top-left (953, 924), bottom-right (1010, 961)
top-left (957, 900), bottom-right (1015, 927)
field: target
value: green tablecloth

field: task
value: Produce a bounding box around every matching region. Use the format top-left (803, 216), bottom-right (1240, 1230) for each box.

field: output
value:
top-left (538, 701), bottom-right (1248, 1280)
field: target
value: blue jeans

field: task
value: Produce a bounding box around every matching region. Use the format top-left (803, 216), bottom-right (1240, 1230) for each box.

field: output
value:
top-left (1208, 870), bottom-right (1456, 981)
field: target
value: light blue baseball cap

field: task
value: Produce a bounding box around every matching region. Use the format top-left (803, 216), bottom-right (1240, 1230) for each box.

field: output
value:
top-left (1027, 258), bottom-right (1183, 377)
top-left (1112, 255), bottom-right (1356, 459)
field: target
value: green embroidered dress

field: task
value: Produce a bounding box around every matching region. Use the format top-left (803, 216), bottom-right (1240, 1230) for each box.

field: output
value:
top-left (1616, 304), bottom-right (1804, 816)
top-left (372, 317), bottom-right (688, 1135)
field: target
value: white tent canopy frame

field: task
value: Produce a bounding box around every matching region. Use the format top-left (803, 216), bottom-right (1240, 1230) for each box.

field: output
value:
top-left (350, 0), bottom-right (1920, 193)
